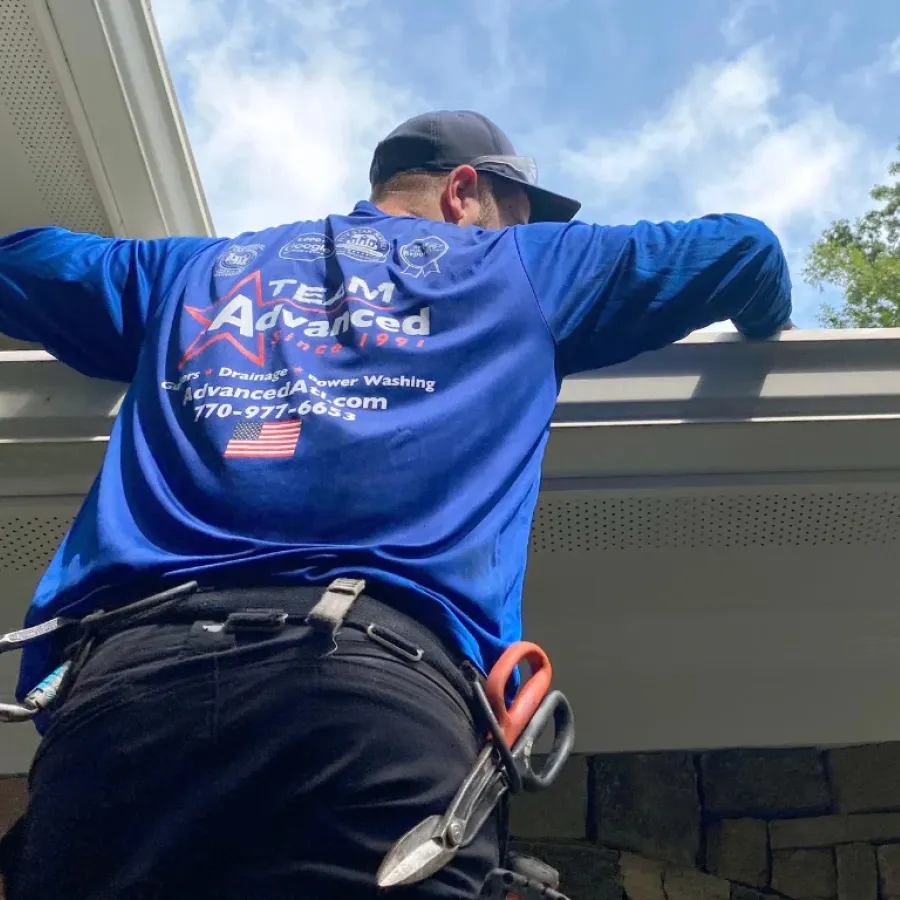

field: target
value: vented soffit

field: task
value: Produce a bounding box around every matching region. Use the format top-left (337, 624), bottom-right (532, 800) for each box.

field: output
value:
top-left (0, 0), bottom-right (108, 235)
top-left (4, 485), bottom-right (900, 578)
top-left (0, 0), bottom-right (213, 240)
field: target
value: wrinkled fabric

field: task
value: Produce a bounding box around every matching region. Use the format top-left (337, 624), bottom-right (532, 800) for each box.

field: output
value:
top-left (7, 614), bottom-right (500, 899)
top-left (0, 203), bottom-right (792, 703)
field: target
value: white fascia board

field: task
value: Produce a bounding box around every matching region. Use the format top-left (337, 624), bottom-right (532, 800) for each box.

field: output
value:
top-left (0, 352), bottom-right (123, 442)
top-left (34, 0), bottom-right (213, 239)
top-left (4, 329), bottom-right (900, 490)
top-left (541, 328), bottom-right (900, 486)
top-left (556, 327), bottom-right (900, 424)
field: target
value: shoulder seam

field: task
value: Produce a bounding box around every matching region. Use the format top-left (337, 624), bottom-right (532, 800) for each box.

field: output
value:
top-left (510, 227), bottom-right (559, 351)
top-left (147, 237), bottom-right (226, 340)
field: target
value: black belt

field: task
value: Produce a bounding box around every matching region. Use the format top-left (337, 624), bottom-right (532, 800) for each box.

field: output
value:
top-left (167, 583), bottom-right (476, 704)
top-left (3, 579), bottom-right (481, 727)
top-left (51, 581), bottom-right (475, 716)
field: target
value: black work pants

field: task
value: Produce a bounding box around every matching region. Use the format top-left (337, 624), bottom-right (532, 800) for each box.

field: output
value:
top-left (4, 598), bottom-right (501, 899)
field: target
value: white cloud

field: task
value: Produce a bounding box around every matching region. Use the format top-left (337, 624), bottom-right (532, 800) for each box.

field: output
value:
top-left (563, 46), bottom-right (777, 199)
top-left (889, 35), bottom-right (900, 73)
top-left (559, 43), bottom-right (890, 328)
top-left (560, 45), bottom-right (881, 240)
top-left (692, 109), bottom-right (863, 235)
top-left (150, 0), bottom-right (548, 238)
top-left (471, 0), bottom-right (547, 104)
top-left (848, 32), bottom-right (900, 88)
top-left (149, 0), bottom-right (209, 48)
top-left (822, 12), bottom-right (847, 55)
top-left (151, 0), bottom-right (423, 236)
top-left (720, 0), bottom-right (775, 48)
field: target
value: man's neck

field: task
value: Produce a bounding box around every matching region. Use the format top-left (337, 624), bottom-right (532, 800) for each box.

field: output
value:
top-left (371, 196), bottom-right (442, 222)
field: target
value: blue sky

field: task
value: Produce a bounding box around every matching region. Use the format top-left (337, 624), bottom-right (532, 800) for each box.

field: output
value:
top-left (151, 0), bottom-right (900, 330)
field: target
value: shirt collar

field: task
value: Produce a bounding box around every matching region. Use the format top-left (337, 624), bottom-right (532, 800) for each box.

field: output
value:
top-left (351, 200), bottom-right (383, 217)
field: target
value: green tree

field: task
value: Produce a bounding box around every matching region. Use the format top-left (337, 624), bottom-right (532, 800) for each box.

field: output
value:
top-left (803, 140), bottom-right (900, 328)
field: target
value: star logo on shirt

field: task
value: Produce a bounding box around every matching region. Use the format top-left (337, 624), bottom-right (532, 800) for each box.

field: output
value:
top-left (179, 270), bottom-right (266, 368)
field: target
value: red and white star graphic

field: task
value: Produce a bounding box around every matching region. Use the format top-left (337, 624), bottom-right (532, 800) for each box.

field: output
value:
top-left (179, 270), bottom-right (266, 369)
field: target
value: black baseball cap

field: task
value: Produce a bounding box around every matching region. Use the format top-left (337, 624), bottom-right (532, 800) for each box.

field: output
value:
top-left (369, 110), bottom-right (581, 224)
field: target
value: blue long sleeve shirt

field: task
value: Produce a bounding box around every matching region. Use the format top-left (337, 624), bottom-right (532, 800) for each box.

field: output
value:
top-left (0, 202), bottom-right (792, 707)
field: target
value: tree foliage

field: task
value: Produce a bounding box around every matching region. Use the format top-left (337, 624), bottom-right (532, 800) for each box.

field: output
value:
top-left (803, 140), bottom-right (900, 328)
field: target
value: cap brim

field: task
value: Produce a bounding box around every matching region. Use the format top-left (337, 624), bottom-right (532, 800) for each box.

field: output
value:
top-left (473, 164), bottom-right (581, 223)
top-left (525, 184), bottom-right (581, 224)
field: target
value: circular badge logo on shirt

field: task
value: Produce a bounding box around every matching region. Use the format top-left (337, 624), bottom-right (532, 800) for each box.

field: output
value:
top-left (214, 244), bottom-right (264, 277)
top-left (399, 236), bottom-right (449, 277)
top-left (335, 227), bottom-right (390, 263)
top-left (278, 233), bottom-right (335, 262)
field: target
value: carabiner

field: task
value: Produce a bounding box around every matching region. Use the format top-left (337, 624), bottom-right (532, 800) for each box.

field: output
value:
top-left (0, 662), bottom-right (70, 723)
top-left (0, 580), bottom-right (200, 724)
top-left (0, 617), bottom-right (77, 724)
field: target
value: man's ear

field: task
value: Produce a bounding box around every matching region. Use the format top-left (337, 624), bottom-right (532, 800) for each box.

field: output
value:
top-left (440, 165), bottom-right (480, 225)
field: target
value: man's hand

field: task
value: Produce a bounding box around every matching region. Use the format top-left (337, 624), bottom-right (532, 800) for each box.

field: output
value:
top-left (736, 318), bottom-right (796, 340)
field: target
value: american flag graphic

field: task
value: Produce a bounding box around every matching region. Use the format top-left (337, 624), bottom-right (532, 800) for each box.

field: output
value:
top-left (224, 419), bottom-right (302, 459)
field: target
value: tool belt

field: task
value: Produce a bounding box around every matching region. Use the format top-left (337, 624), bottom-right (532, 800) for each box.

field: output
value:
top-left (152, 581), bottom-right (479, 717)
top-left (0, 581), bottom-right (205, 724)
top-left (0, 580), bottom-right (575, 897)
top-left (0, 577), bottom-right (478, 725)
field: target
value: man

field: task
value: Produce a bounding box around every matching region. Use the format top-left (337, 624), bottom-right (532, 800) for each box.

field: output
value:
top-left (0, 109), bottom-right (793, 899)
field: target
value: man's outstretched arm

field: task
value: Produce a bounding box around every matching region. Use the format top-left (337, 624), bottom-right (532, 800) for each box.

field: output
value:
top-left (513, 214), bottom-right (793, 375)
top-left (0, 226), bottom-right (224, 382)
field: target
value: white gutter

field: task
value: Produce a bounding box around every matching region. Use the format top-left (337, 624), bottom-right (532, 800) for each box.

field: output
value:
top-left (3, 327), bottom-right (900, 510)
top-left (557, 327), bottom-right (900, 424)
top-left (545, 328), bottom-right (900, 487)
top-left (7, 328), bottom-right (900, 489)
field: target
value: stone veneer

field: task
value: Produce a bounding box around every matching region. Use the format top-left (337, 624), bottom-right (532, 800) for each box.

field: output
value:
top-left (0, 776), bottom-right (27, 900)
top-left (508, 742), bottom-right (900, 899)
top-left (6, 743), bottom-right (900, 898)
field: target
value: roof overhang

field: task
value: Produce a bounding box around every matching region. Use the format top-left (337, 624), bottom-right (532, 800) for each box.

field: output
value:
top-left (531, 329), bottom-right (900, 754)
top-left (4, 330), bottom-right (900, 772)
top-left (0, 0), bottom-right (213, 241)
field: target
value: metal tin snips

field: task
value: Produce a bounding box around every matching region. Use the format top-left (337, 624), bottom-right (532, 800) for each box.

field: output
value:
top-left (377, 640), bottom-right (575, 889)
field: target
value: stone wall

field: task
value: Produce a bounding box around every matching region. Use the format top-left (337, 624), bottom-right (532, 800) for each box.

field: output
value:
top-left (509, 742), bottom-right (900, 899)
top-left (5, 743), bottom-right (900, 898)
top-left (0, 776), bottom-right (27, 900)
